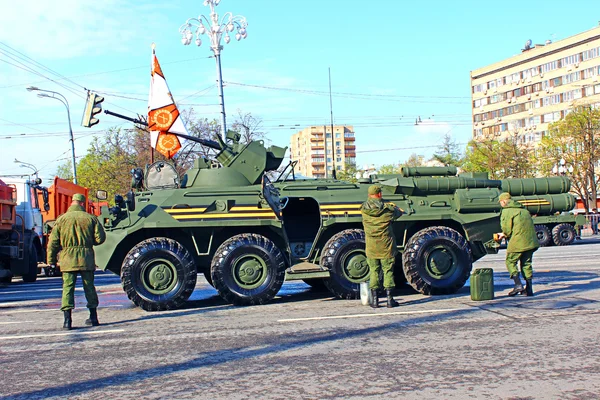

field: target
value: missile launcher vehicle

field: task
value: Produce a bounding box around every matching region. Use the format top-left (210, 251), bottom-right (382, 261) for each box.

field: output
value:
top-left (499, 176), bottom-right (585, 246)
top-left (96, 133), bottom-right (510, 311)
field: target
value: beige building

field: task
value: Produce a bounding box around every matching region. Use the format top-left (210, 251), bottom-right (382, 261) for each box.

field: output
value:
top-left (290, 125), bottom-right (356, 178)
top-left (471, 25), bottom-right (600, 145)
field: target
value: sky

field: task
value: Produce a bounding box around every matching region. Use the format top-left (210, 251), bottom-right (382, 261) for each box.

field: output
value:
top-left (1, 0), bottom-right (599, 184)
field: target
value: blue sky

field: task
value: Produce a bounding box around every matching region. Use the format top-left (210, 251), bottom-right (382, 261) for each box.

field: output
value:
top-left (1, 0), bottom-right (599, 183)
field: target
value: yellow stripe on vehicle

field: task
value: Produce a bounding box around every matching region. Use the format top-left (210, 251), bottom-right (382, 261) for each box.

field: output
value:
top-left (321, 204), bottom-right (362, 210)
top-left (231, 206), bottom-right (267, 211)
top-left (173, 212), bottom-right (276, 219)
top-left (165, 207), bottom-right (207, 214)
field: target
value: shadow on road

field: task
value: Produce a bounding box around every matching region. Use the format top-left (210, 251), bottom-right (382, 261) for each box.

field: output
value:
top-left (7, 307), bottom-right (475, 399)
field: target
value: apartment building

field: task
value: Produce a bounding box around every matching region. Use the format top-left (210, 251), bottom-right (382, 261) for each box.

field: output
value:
top-left (471, 25), bottom-right (600, 145)
top-left (290, 125), bottom-right (356, 178)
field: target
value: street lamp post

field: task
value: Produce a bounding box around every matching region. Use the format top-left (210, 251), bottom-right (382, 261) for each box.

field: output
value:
top-left (13, 159), bottom-right (39, 178)
top-left (26, 86), bottom-right (78, 184)
top-left (179, 0), bottom-right (248, 140)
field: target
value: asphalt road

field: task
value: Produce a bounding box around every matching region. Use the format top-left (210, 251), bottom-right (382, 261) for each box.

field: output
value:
top-left (1, 238), bottom-right (599, 399)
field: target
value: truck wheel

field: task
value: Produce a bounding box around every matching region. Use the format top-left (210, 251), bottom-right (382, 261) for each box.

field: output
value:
top-left (552, 223), bottom-right (576, 246)
top-left (535, 225), bottom-right (552, 247)
top-left (211, 234), bottom-right (286, 306)
top-left (121, 237), bottom-right (197, 311)
top-left (21, 246), bottom-right (38, 283)
top-left (402, 227), bottom-right (472, 295)
top-left (321, 229), bottom-right (369, 300)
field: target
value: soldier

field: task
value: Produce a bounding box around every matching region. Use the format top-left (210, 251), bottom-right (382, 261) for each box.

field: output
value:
top-left (47, 193), bottom-right (106, 330)
top-left (361, 185), bottom-right (403, 308)
top-left (496, 192), bottom-right (539, 297)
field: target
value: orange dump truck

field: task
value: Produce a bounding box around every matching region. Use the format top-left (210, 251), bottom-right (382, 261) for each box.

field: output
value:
top-left (37, 177), bottom-right (106, 276)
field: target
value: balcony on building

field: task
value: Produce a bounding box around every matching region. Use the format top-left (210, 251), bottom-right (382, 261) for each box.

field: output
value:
top-left (344, 145), bottom-right (356, 151)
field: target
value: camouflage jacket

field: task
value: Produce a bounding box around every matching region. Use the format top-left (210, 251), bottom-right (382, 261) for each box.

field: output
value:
top-left (47, 205), bottom-right (106, 272)
top-left (500, 200), bottom-right (540, 253)
top-left (360, 198), bottom-right (403, 259)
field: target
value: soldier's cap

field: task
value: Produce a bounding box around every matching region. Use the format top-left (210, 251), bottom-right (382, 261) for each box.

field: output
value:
top-left (498, 192), bottom-right (511, 202)
top-left (368, 185), bottom-right (382, 195)
top-left (73, 193), bottom-right (86, 202)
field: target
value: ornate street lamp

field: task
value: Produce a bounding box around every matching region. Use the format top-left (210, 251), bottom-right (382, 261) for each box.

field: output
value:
top-left (179, 0), bottom-right (248, 140)
top-left (26, 86), bottom-right (78, 184)
top-left (552, 158), bottom-right (574, 176)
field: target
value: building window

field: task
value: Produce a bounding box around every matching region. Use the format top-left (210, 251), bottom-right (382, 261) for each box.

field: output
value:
top-left (326, 133), bottom-right (331, 138)
top-left (327, 157), bottom-right (332, 162)
top-left (335, 133), bottom-right (341, 138)
top-left (336, 157), bottom-right (342, 162)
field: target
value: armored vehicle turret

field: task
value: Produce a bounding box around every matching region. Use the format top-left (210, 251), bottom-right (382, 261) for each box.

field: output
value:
top-left (96, 136), bottom-right (505, 311)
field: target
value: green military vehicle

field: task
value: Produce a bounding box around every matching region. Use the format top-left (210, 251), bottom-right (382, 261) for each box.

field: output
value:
top-left (500, 177), bottom-right (585, 246)
top-left (95, 132), bottom-right (509, 311)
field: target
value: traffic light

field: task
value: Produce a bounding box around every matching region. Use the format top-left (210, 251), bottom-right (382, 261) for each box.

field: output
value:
top-left (81, 92), bottom-right (104, 128)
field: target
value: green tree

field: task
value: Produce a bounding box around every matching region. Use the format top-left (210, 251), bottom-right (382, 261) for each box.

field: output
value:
top-left (535, 104), bottom-right (600, 211)
top-left (377, 164), bottom-right (399, 174)
top-left (56, 128), bottom-right (141, 202)
top-left (462, 130), bottom-right (536, 179)
top-left (402, 153), bottom-right (424, 167)
top-left (336, 162), bottom-right (359, 183)
top-left (432, 133), bottom-right (463, 167)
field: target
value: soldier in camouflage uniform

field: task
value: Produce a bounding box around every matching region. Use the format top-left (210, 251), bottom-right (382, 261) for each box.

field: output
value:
top-left (361, 185), bottom-right (403, 308)
top-left (497, 192), bottom-right (539, 297)
top-left (47, 193), bottom-right (106, 330)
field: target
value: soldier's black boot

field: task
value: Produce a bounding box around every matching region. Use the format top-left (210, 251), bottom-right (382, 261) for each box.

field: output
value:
top-left (63, 310), bottom-right (72, 330)
top-left (85, 308), bottom-right (100, 326)
top-left (525, 279), bottom-right (534, 297)
top-left (370, 289), bottom-right (379, 308)
top-left (386, 289), bottom-right (399, 308)
top-left (508, 275), bottom-right (526, 297)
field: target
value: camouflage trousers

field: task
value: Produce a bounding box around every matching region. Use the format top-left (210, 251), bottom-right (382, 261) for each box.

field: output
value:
top-left (505, 250), bottom-right (535, 280)
top-left (61, 271), bottom-right (99, 311)
top-left (367, 257), bottom-right (395, 290)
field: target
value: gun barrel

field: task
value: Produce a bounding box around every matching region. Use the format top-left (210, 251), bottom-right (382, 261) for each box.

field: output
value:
top-left (501, 177), bottom-right (570, 196)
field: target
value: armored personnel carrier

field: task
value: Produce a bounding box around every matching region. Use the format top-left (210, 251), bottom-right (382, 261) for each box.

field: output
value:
top-left (95, 132), bottom-right (505, 311)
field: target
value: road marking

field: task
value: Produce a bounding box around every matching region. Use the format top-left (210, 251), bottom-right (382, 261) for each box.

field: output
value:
top-left (0, 329), bottom-right (125, 341)
top-left (0, 321), bottom-right (34, 325)
top-left (278, 307), bottom-right (467, 322)
top-left (0, 305), bottom-right (123, 315)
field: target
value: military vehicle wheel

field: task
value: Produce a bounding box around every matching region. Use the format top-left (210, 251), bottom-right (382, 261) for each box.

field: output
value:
top-left (302, 278), bottom-right (328, 291)
top-left (21, 246), bottom-right (38, 283)
top-left (535, 225), bottom-right (552, 247)
top-left (402, 227), bottom-right (472, 295)
top-left (552, 223), bottom-right (576, 246)
top-left (211, 234), bottom-right (286, 306)
top-left (321, 229), bottom-right (369, 300)
top-left (121, 238), bottom-right (197, 311)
